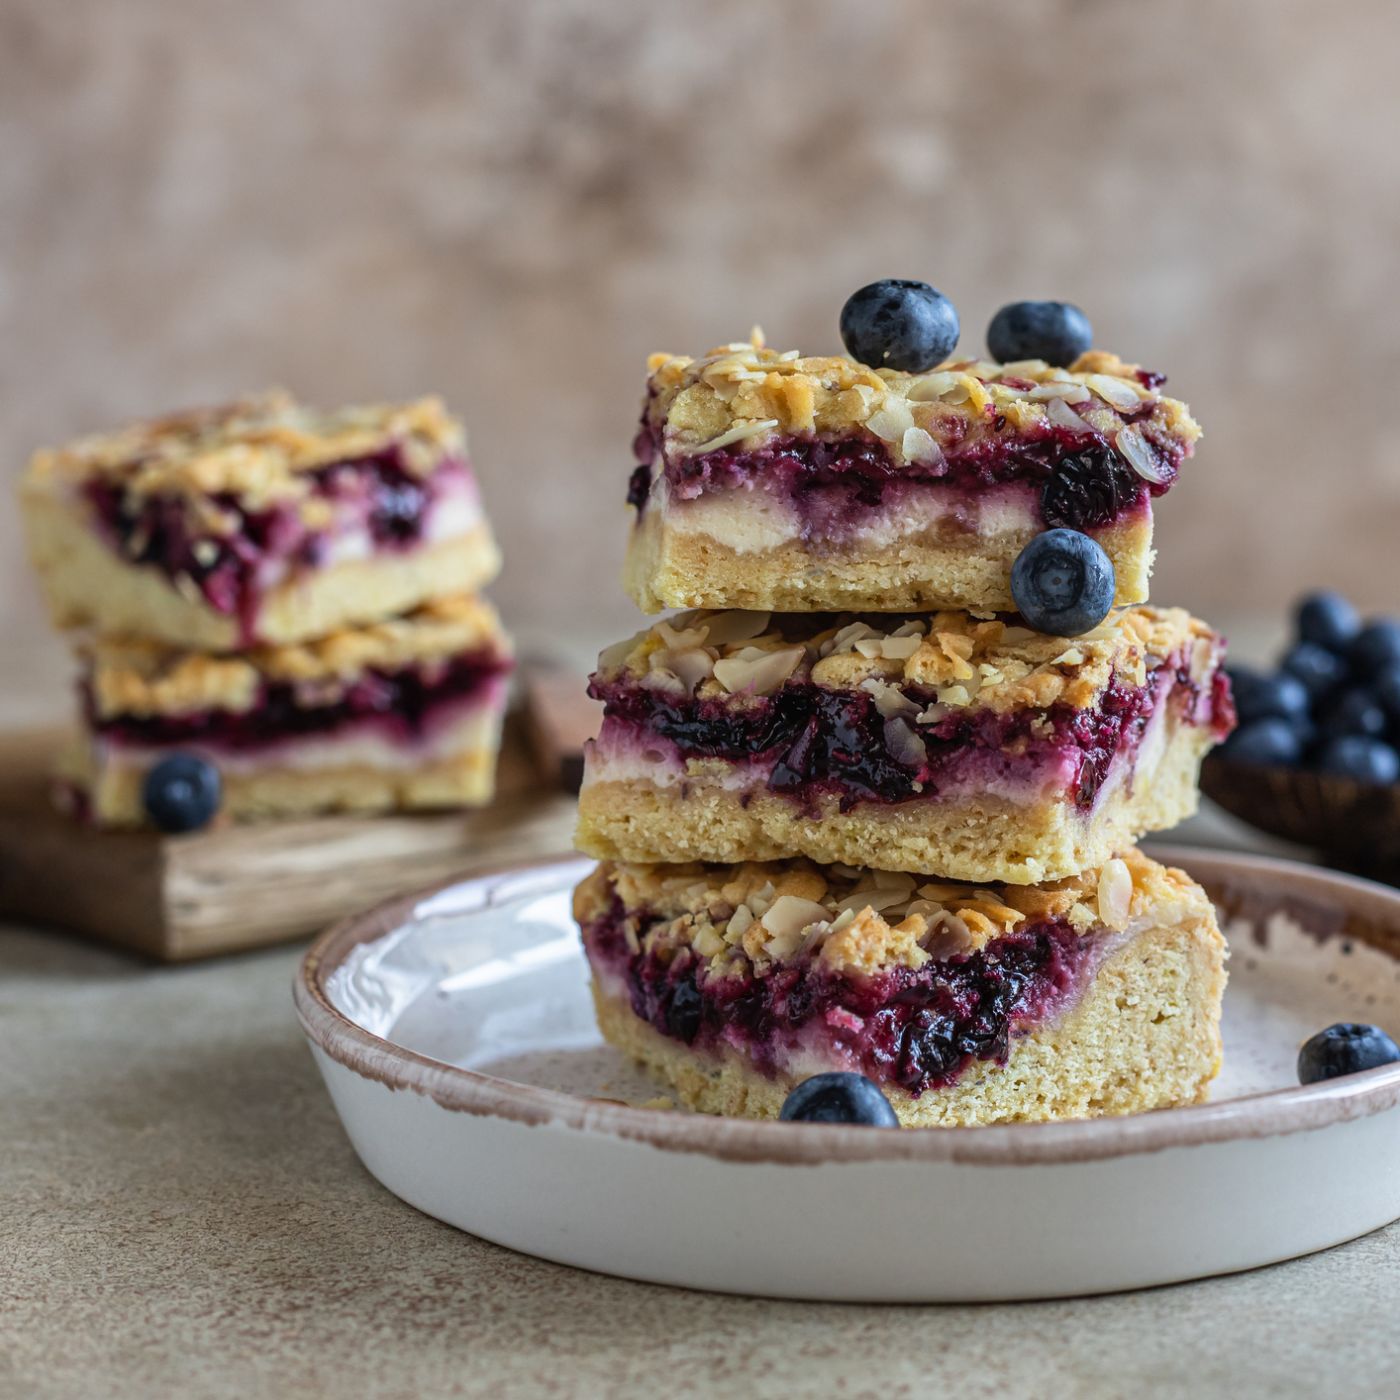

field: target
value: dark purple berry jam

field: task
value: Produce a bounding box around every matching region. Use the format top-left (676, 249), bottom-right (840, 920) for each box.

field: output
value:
top-left (585, 901), bottom-right (1092, 1095)
top-left (632, 417), bottom-right (1181, 533)
top-left (87, 650), bottom-right (509, 752)
top-left (83, 448), bottom-right (463, 643)
top-left (591, 655), bottom-right (1226, 811)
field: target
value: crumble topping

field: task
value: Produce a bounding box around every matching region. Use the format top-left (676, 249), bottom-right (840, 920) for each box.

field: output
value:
top-left (593, 605), bottom-right (1221, 716)
top-left (575, 850), bottom-right (1191, 978)
top-left (84, 595), bottom-right (510, 719)
top-left (643, 332), bottom-right (1198, 472)
top-left (24, 390), bottom-right (466, 511)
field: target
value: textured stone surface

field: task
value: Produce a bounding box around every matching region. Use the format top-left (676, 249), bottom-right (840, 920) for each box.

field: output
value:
top-left (5, 0), bottom-right (1400, 723)
top-left (3, 918), bottom-right (1399, 1399)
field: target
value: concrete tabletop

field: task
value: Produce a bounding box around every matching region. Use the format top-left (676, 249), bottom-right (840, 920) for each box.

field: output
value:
top-left (4, 900), bottom-right (1399, 1400)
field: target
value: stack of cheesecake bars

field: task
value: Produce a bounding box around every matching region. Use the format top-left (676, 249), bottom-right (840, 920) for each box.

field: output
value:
top-left (574, 317), bottom-right (1237, 1125)
top-left (19, 391), bottom-right (512, 830)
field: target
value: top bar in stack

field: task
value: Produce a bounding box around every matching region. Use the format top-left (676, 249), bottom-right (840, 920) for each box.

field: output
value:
top-left (20, 391), bottom-right (501, 649)
top-left (624, 335), bottom-right (1198, 615)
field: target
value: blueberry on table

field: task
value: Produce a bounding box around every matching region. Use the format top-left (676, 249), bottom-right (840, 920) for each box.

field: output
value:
top-left (1295, 591), bottom-right (1360, 653)
top-left (1222, 718), bottom-right (1305, 767)
top-left (141, 754), bottom-right (221, 833)
top-left (1227, 666), bottom-right (1310, 726)
top-left (1319, 689), bottom-right (1388, 741)
top-left (986, 300), bottom-right (1093, 366)
top-left (1297, 1023), bottom-right (1400, 1084)
top-left (1280, 642), bottom-right (1347, 704)
top-left (1350, 619), bottom-right (1400, 678)
top-left (779, 1072), bottom-right (899, 1127)
top-left (1314, 735), bottom-right (1400, 785)
top-left (1009, 529), bottom-right (1116, 637)
top-left (839, 280), bottom-right (960, 373)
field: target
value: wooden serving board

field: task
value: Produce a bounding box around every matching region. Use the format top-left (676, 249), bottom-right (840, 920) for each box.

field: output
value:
top-left (0, 673), bottom-right (598, 961)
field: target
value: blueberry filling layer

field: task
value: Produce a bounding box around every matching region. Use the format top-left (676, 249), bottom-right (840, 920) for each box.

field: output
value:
top-left (87, 650), bottom-right (510, 753)
top-left (631, 421), bottom-right (1180, 533)
top-left (585, 901), bottom-right (1095, 1095)
top-left (82, 449), bottom-right (470, 636)
top-left (591, 657), bottom-right (1232, 810)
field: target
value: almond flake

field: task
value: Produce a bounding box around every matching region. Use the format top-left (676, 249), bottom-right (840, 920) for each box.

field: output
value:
top-left (685, 418), bottom-right (780, 456)
top-left (701, 610), bottom-right (772, 646)
top-left (712, 645), bottom-right (804, 696)
top-left (760, 895), bottom-right (832, 944)
top-left (1097, 858), bottom-right (1133, 927)
top-left (901, 425), bottom-right (941, 465)
top-left (1115, 423), bottom-right (1172, 485)
top-left (1085, 374), bottom-right (1143, 412)
top-left (880, 635), bottom-right (922, 660)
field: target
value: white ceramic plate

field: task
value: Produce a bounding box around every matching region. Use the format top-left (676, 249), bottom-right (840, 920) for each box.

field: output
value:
top-left (294, 846), bottom-right (1400, 1301)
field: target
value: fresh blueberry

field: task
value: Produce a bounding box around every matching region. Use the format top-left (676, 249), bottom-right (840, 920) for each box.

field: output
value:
top-left (1009, 528), bottom-right (1116, 636)
top-left (1222, 718), bottom-right (1304, 767)
top-left (839, 280), bottom-right (960, 373)
top-left (1226, 666), bottom-right (1310, 726)
top-left (1297, 1023), bottom-right (1400, 1084)
top-left (1295, 591), bottom-right (1360, 653)
top-left (779, 1072), bottom-right (899, 1127)
top-left (141, 754), bottom-right (221, 833)
top-left (1351, 619), bottom-right (1400, 678)
top-left (1319, 689), bottom-right (1388, 741)
top-left (1314, 735), bottom-right (1400, 785)
top-left (1373, 664), bottom-right (1400, 727)
top-left (987, 300), bottom-right (1093, 366)
top-left (1279, 642), bottom-right (1347, 704)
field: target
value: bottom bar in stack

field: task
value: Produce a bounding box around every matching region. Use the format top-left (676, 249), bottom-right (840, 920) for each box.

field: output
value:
top-left (575, 849), bottom-right (1225, 1127)
top-left (59, 594), bottom-right (513, 826)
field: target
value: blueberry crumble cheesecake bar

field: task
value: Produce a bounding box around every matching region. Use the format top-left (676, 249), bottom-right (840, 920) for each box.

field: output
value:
top-left (575, 849), bottom-right (1227, 1126)
top-left (576, 606), bottom-right (1234, 884)
top-left (58, 594), bottom-right (513, 826)
top-left (21, 391), bottom-right (501, 649)
top-left (623, 333), bottom-right (1197, 616)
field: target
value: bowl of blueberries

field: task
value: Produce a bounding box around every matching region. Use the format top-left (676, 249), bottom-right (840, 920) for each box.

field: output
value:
top-left (1203, 590), bottom-right (1400, 878)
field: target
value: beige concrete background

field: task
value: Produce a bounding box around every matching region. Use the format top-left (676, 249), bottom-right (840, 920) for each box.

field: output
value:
top-left (4, 0), bottom-right (1400, 708)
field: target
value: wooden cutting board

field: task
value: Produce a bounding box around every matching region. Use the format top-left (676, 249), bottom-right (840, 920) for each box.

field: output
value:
top-left (0, 669), bottom-right (599, 962)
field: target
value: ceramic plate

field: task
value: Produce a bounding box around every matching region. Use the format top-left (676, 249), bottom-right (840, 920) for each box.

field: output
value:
top-left (294, 846), bottom-right (1400, 1301)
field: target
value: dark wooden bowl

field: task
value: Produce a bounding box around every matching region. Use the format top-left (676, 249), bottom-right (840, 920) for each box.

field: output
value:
top-left (1201, 752), bottom-right (1400, 883)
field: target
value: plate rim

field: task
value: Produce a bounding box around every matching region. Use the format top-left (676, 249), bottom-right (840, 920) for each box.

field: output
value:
top-left (293, 844), bottom-right (1400, 1167)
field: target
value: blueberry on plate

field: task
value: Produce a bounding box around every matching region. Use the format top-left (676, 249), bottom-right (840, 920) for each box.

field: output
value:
top-left (1350, 619), bottom-right (1400, 678)
top-left (839, 280), bottom-right (960, 373)
top-left (1314, 735), bottom-right (1400, 785)
top-left (1222, 717), bottom-right (1304, 767)
top-left (1297, 1023), bottom-right (1400, 1084)
top-left (1319, 688), bottom-right (1388, 741)
top-left (986, 300), bottom-right (1093, 366)
top-left (1279, 641), bottom-right (1347, 704)
top-left (1226, 666), bottom-right (1310, 726)
top-left (1295, 590), bottom-right (1360, 653)
top-left (141, 753), bottom-right (222, 833)
top-left (779, 1072), bottom-right (899, 1127)
top-left (1009, 529), bottom-right (1116, 637)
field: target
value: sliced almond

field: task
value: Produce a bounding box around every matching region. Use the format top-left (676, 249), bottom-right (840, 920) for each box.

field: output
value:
top-left (712, 645), bottom-right (804, 696)
top-left (1085, 374), bottom-right (1143, 412)
top-left (1097, 858), bottom-right (1133, 927)
top-left (760, 895), bottom-right (832, 943)
top-left (901, 425), bottom-right (941, 465)
top-left (701, 610), bottom-right (773, 646)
